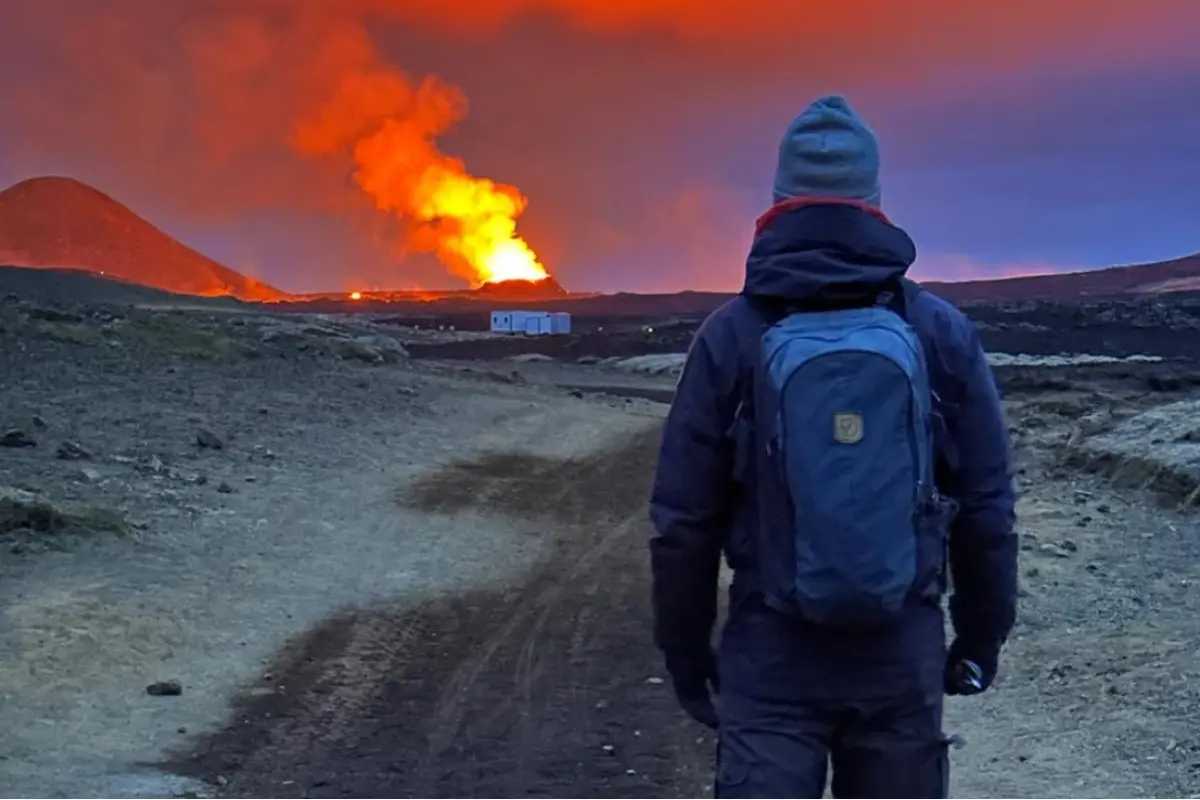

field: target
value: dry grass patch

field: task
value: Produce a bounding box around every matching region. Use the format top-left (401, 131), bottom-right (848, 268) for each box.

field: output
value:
top-left (0, 485), bottom-right (129, 538)
top-left (25, 310), bottom-right (258, 361)
top-left (113, 312), bottom-right (258, 361)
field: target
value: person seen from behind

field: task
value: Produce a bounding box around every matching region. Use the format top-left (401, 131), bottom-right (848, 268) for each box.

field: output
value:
top-left (648, 94), bottom-right (1018, 799)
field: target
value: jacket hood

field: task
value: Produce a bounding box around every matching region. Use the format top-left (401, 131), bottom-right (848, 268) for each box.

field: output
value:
top-left (743, 198), bottom-right (917, 303)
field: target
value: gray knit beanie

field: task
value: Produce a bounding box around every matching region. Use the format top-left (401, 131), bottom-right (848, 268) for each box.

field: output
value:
top-left (772, 94), bottom-right (882, 207)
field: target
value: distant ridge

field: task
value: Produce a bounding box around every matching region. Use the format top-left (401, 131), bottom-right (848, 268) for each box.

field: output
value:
top-left (0, 176), bottom-right (286, 301)
top-left (920, 252), bottom-right (1200, 302)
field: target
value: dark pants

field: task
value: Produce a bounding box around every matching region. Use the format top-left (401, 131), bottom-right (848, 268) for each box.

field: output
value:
top-left (714, 690), bottom-right (949, 799)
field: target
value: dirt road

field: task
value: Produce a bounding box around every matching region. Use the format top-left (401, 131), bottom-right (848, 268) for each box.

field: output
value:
top-left (170, 428), bottom-right (715, 798)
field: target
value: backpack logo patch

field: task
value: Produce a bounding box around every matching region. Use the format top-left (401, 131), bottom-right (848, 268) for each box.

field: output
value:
top-left (833, 411), bottom-right (864, 444)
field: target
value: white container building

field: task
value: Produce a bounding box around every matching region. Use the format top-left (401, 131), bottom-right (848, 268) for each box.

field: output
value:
top-left (549, 312), bottom-right (572, 334)
top-left (490, 310), bottom-right (571, 336)
top-left (490, 310), bottom-right (516, 333)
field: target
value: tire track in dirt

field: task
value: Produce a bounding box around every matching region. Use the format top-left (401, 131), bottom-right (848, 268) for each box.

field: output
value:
top-left (165, 425), bottom-right (714, 798)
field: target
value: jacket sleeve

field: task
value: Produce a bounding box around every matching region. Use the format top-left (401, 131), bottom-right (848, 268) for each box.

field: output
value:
top-left (942, 321), bottom-right (1019, 650)
top-left (649, 314), bottom-right (740, 661)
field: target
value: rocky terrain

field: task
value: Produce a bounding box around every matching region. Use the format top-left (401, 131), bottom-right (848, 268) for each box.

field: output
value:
top-left (3, 275), bottom-right (1200, 798)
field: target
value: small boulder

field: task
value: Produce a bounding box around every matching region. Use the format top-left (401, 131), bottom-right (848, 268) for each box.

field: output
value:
top-left (338, 339), bottom-right (383, 364)
top-left (353, 334), bottom-right (408, 361)
top-left (1038, 542), bottom-right (1073, 559)
top-left (196, 429), bottom-right (224, 450)
top-left (0, 429), bottom-right (36, 448)
top-left (55, 441), bottom-right (93, 461)
top-left (75, 467), bottom-right (103, 483)
top-left (146, 680), bottom-right (183, 697)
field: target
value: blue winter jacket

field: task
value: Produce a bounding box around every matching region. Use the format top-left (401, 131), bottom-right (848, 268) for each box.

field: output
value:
top-left (649, 200), bottom-right (1018, 701)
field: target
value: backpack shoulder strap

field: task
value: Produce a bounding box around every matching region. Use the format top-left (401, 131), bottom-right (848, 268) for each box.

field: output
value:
top-left (876, 277), bottom-right (922, 321)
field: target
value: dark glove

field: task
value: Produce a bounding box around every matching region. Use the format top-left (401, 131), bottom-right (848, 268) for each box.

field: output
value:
top-left (665, 648), bottom-right (720, 729)
top-left (945, 638), bottom-right (999, 696)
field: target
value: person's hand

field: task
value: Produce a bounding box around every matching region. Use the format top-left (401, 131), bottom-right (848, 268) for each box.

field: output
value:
top-left (944, 638), bottom-right (999, 696)
top-left (666, 648), bottom-right (720, 729)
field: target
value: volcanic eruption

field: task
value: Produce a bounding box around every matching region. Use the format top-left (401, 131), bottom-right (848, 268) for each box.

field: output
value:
top-left (290, 39), bottom-right (557, 292)
top-left (1, 5), bottom-right (560, 297)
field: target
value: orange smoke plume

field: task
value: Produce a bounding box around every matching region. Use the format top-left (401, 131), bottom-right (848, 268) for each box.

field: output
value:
top-left (289, 33), bottom-right (547, 287)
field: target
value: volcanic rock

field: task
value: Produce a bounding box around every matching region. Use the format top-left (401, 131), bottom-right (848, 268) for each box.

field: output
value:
top-left (55, 440), bottom-right (92, 460)
top-left (0, 429), bottom-right (36, 448)
top-left (352, 334), bottom-right (409, 362)
top-left (471, 276), bottom-right (569, 301)
top-left (196, 429), bottom-right (224, 450)
top-left (146, 680), bottom-right (183, 697)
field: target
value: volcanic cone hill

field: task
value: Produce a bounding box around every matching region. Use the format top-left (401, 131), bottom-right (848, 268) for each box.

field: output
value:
top-left (471, 275), bottom-right (570, 300)
top-left (0, 176), bottom-right (286, 301)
